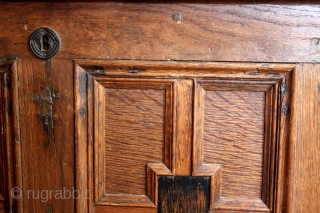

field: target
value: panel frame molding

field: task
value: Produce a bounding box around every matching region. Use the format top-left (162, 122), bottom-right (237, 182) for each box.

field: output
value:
top-left (193, 80), bottom-right (277, 211)
top-left (0, 56), bottom-right (22, 213)
top-left (75, 60), bottom-right (297, 213)
top-left (75, 63), bottom-right (177, 212)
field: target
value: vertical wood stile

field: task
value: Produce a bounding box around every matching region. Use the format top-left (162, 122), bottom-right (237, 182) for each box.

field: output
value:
top-left (75, 64), bottom-right (88, 213)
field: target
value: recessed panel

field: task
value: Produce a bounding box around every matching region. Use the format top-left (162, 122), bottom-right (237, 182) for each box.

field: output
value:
top-left (105, 88), bottom-right (166, 195)
top-left (203, 91), bottom-right (265, 198)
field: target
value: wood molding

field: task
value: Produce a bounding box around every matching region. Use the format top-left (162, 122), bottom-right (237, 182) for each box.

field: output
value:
top-left (146, 163), bottom-right (173, 206)
top-left (0, 56), bottom-right (21, 213)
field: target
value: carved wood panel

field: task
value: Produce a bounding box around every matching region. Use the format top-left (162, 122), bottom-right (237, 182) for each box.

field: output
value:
top-left (75, 60), bottom-right (296, 213)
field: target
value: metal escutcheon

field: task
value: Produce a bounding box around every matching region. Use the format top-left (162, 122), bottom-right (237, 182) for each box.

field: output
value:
top-left (29, 27), bottom-right (61, 59)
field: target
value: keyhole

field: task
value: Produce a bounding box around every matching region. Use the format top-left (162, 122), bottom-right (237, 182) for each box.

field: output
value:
top-left (41, 34), bottom-right (50, 52)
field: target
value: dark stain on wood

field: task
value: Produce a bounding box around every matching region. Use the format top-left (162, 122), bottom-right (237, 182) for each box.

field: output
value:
top-left (78, 70), bottom-right (88, 98)
top-left (80, 105), bottom-right (87, 118)
top-left (248, 69), bottom-right (260, 75)
top-left (280, 84), bottom-right (287, 95)
top-left (282, 104), bottom-right (290, 117)
top-left (84, 65), bottom-right (106, 76)
top-left (29, 83), bottom-right (57, 147)
top-left (26, 59), bottom-right (64, 150)
top-left (172, 13), bottom-right (183, 22)
top-left (128, 68), bottom-right (145, 74)
top-left (3, 74), bottom-right (10, 89)
top-left (266, 72), bottom-right (281, 78)
top-left (158, 176), bottom-right (210, 213)
top-left (310, 38), bottom-right (320, 45)
top-left (0, 55), bottom-right (16, 67)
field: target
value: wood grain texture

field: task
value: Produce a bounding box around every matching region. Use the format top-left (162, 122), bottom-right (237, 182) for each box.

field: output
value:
top-left (7, 60), bottom-right (22, 213)
top-left (203, 90), bottom-right (266, 198)
top-left (94, 80), bottom-right (106, 203)
top-left (261, 86), bottom-right (278, 208)
top-left (0, 68), bottom-right (11, 213)
top-left (158, 176), bottom-right (210, 213)
top-left (193, 70), bottom-right (295, 212)
top-left (292, 64), bottom-right (320, 212)
top-left (193, 164), bottom-right (222, 209)
top-left (193, 82), bottom-right (205, 171)
top-left (0, 58), bottom-right (21, 213)
top-left (1, 3), bottom-right (320, 62)
top-left (80, 76), bottom-right (176, 209)
top-left (99, 194), bottom-right (155, 207)
top-left (78, 60), bottom-right (294, 80)
top-left (95, 206), bottom-right (157, 213)
top-left (104, 87), bottom-right (166, 194)
top-left (18, 59), bottom-right (74, 213)
top-left (214, 198), bottom-right (269, 212)
top-left (173, 80), bottom-right (193, 175)
top-left (0, 76), bottom-right (5, 209)
top-left (75, 64), bottom-right (89, 213)
top-left (147, 163), bottom-right (173, 206)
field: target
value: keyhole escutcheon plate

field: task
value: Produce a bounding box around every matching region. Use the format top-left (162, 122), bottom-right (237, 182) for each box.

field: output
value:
top-left (29, 27), bottom-right (61, 59)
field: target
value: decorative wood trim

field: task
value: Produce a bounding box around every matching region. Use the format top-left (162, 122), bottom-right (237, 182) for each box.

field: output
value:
top-left (76, 60), bottom-right (295, 80)
top-left (146, 163), bottom-right (173, 206)
top-left (214, 198), bottom-right (270, 212)
top-left (75, 64), bottom-right (89, 213)
top-left (0, 56), bottom-right (21, 213)
top-left (193, 81), bottom-right (205, 171)
top-left (173, 80), bottom-right (193, 175)
top-left (193, 164), bottom-right (222, 209)
top-left (93, 80), bottom-right (106, 203)
top-left (95, 205), bottom-right (157, 213)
